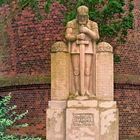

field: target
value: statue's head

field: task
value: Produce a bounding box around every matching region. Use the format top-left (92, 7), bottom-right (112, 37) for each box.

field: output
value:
top-left (77, 6), bottom-right (89, 25)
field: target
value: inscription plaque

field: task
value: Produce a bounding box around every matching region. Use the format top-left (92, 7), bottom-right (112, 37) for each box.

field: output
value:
top-left (72, 113), bottom-right (94, 127)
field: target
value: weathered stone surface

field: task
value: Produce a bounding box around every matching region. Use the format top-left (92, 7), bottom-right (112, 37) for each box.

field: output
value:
top-left (99, 101), bottom-right (119, 140)
top-left (66, 100), bottom-right (118, 140)
top-left (99, 101), bottom-right (117, 108)
top-left (100, 108), bottom-right (119, 140)
top-left (67, 100), bottom-right (97, 108)
top-left (96, 42), bottom-right (114, 100)
top-left (51, 42), bottom-right (68, 53)
top-left (96, 42), bottom-right (113, 53)
top-left (47, 101), bottom-right (67, 140)
top-left (66, 108), bottom-right (99, 140)
top-left (49, 100), bottom-right (67, 109)
top-left (51, 41), bottom-right (69, 100)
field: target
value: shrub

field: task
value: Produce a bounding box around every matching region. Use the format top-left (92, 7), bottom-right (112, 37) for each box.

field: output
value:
top-left (0, 93), bottom-right (42, 140)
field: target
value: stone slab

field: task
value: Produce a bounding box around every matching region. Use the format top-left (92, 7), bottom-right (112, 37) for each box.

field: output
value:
top-left (49, 100), bottom-right (67, 109)
top-left (66, 108), bottom-right (99, 140)
top-left (67, 100), bottom-right (98, 108)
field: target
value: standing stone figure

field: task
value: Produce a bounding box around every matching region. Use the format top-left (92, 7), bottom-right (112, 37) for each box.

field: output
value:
top-left (65, 6), bottom-right (99, 96)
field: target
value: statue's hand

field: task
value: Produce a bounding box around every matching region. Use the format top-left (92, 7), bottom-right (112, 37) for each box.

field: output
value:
top-left (79, 26), bottom-right (89, 33)
top-left (77, 33), bottom-right (86, 40)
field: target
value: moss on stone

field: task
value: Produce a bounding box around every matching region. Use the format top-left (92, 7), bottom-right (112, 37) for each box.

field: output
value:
top-left (0, 75), bottom-right (51, 87)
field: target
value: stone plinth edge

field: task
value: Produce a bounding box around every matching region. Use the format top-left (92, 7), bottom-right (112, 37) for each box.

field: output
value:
top-left (67, 100), bottom-right (98, 108)
top-left (48, 100), bottom-right (67, 109)
top-left (99, 101), bottom-right (117, 108)
top-left (67, 100), bottom-right (117, 108)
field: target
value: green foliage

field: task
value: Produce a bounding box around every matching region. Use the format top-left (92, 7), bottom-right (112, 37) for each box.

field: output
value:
top-left (18, 0), bottom-right (42, 21)
top-left (0, 0), bottom-right (134, 42)
top-left (0, 94), bottom-right (28, 132)
top-left (45, 0), bottom-right (54, 13)
top-left (0, 0), bottom-right (12, 6)
top-left (0, 132), bottom-right (42, 140)
top-left (0, 76), bottom-right (50, 88)
top-left (55, 0), bottom-right (134, 42)
top-left (0, 94), bottom-right (42, 140)
top-left (114, 54), bottom-right (121, 64)
top-left (44, 0), bottom-right (134, 46)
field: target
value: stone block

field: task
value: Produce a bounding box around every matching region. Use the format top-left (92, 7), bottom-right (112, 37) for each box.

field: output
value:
top-left (66, 108), bottom-right (99, 140)
top-left (47, 101), bottom-right (67, 140)
top-left (99, 101), bottom-right (119, 140)
top-left (100, 108), bottom-right (119, 140)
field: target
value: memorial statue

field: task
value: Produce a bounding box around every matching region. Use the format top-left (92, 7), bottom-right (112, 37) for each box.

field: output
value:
top-left (65, 5), bottom-right (99, 97)
top-left (48, 5), bottom-right (117, 140)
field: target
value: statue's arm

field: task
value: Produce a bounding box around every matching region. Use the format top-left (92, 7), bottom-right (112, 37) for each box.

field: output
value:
top-left (80, 22), bottom-right (99, 41)
top-left (91, 22), bottom-right (99, 40)
top-left (87, 22), bottom-right (99, 40)
top-left (65, 27), bottom-right (76, 42)
top-left (88, 23), bottom-right (99, 40)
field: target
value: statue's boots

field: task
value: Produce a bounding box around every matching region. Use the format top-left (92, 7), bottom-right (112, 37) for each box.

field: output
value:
top-left (85, 90), bottom-right (90, 96)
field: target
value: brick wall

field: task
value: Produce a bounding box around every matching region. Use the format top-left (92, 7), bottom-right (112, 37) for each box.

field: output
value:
top-left (114, 0), bottom-right (140, 75)
top-left (0, 0), bottom-right (140, 77)
top-left (0, 0), bottom-right (140, 139)
top-left (0, 0), bottom-right (66, 76)
top-left (115, 84), bottom-right (140, 140)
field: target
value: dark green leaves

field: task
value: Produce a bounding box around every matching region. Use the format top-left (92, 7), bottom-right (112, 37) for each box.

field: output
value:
top-left (0, 0), bottom-right (12, 6)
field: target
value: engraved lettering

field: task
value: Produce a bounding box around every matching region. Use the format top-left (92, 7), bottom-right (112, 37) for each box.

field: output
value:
top-left (72, 113), bottom-right (94, 127)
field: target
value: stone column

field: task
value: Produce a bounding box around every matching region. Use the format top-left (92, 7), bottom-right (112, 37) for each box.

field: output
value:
top-left (51, 41), bottom-right (69, 100)
top-left (96, 42), bottom-right (114, 100)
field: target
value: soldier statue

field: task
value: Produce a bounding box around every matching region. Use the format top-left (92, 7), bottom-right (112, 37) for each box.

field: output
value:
top-left (65, 6), bottom-right (99, 97)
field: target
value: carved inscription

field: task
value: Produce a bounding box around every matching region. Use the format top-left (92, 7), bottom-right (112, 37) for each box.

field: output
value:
top-left (72, 113), bottom-right (94, 127)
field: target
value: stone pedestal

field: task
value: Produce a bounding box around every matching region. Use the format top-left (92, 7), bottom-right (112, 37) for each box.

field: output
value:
top-left (66, 100), bottom-right (118, 140)
top-left (47, 100), bottom-right (118, 140)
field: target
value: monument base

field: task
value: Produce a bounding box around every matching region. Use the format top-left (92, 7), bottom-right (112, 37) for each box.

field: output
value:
top-left (47, 100), bottom-right (119, 140)
top-left (66, 100), bottom-right (119, 140)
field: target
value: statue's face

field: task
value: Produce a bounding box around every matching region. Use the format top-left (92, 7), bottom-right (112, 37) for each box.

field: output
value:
top-left (77, 13), bottom-right (88, 25)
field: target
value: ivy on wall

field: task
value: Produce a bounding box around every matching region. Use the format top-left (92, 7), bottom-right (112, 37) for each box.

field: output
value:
top-left (0, 0), bottom-right (134, 63)
top-left (0, 0), bottom-right (12, 5)
top-left (0, 0), bottom-right (42, 22)
top-left (0, 0), bottom-right (134, 40)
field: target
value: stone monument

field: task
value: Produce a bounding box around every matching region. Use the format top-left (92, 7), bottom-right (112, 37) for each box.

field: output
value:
top-left (47, 5), bottom-right (119, 140)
